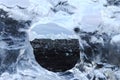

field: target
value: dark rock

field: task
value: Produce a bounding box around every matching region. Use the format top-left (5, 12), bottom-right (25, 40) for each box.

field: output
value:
top-left (30, 39), bottom-right (80, 72)
top-left (74, 27), bottom-right (80, 34)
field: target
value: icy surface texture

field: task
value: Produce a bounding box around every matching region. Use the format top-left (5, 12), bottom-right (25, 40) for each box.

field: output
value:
top-left (0, 0), bottom-right (120, 80)
top-left (0, 5), bottom-right (65, 80)
top-left (69, 0), bottom-right (120, 80)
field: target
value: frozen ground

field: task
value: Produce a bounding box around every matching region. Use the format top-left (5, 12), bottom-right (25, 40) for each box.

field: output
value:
top-left (0, 0), bottom-right (120, 80)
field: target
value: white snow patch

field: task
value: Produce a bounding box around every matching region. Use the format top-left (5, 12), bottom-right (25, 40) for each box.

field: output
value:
top-left (0, 0), bottom-right (30, 7)
top-left (29, 31), bottom-right (77, 41)
top-left (111, 34), bottom-right (120, 44)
